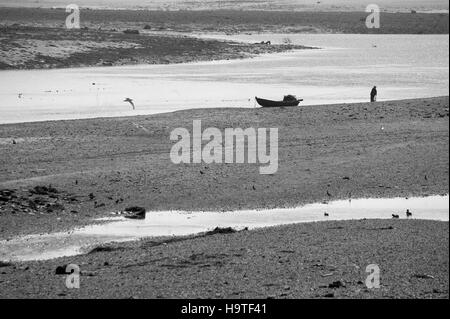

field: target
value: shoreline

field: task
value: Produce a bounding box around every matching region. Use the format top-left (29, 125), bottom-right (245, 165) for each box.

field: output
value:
top-left (0, 96), bottom-right (448, 240)
top-left (1, 95), bottom-right (448, 126)
top-left (0, 96), bottom-right (448, 298)
top-left (0, 219), bottom-right (448, 298)
top-left (0, 24), bottom-right (310, 70)
top-left (1, 194), bottom-right (447, 263)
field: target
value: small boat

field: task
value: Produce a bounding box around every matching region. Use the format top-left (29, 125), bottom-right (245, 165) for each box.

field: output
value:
top-left (255, 95), bottom-right (303, 108)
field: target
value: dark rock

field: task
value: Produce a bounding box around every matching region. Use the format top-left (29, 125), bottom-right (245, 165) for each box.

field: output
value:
top-left (323, 293), bottom-right (334, 298)
top-left (205, 227), bottom-right (237, 235)
top-left (0, 189), bottom-right (15, 196)
top-left (27, 200), bottom-right (37, 210)
top-left (143, 25), bottom-right (151, 30)
top-left (413, 274), bottom-right (434, 279)
top-left (328, 280), bottom-right (346, 289)
top-left (88, 245), bottom-right (125, 254)
top-left (0, 189), bottom-right (16, 202)
top-left (46, 203), bottom-right (65, 213)
top-left (123, 29), bottom-right (140, 35)
top-left (55, 264), bottom-right (70, 275)
top-left (0, 261), bottom-right (12, 268)
top-left (88, 193), bottom-right (95, 200)
top-left (33, 197), bottom-right (47, 205)
top-left (123, 206), bottom-right (146, 219)
top-left (30, 185), bottom-right (59, 195)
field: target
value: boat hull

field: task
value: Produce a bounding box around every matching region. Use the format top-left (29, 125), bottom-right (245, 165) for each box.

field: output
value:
top-left (255, 97), bottom-right (302, 108)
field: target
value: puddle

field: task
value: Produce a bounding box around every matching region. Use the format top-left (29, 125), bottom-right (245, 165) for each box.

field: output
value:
top-left (0, 195), bottom-right (448, 262)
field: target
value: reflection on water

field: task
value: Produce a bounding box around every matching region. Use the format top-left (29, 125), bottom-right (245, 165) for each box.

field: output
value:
top-left (0, 34), bottom-right (448, 124)
top-left (0, 195), bottom-right (448, 261)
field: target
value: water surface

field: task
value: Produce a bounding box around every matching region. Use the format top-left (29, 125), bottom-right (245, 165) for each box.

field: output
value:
top-left (0, 195), bottom-right (447, 262)
top-left (0, 34), bottom-right (448, 124)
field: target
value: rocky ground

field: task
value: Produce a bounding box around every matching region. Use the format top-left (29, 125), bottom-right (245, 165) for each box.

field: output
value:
top-left (0, 96), bottom-right (448, 298)
top-left (0, 219), bottom-right (447, 298)
top-left (0, 96), bottom-right (448, 239)
top-left (0, 24), bottom-right (307, 70)
top-left (1, 8), bottom-right (448, 35)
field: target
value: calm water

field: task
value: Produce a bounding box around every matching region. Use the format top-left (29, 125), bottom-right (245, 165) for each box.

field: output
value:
top-left (0, 34), bottom-right (448, 124)
top-left (0, 195), bottom-right (448, 261)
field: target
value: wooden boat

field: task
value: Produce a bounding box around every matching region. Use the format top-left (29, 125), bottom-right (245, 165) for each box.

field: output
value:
top-left (255, 96), bottom-right (303, 108)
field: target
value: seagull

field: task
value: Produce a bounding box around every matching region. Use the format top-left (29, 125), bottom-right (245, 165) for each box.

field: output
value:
top-left (124, 98), bottom-right (135, 109)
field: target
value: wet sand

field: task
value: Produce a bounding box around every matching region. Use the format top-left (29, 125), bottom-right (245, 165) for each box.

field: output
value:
top-left (0, 96), bottom-right (448, 298)
top-left (0, 219), bottom-right (448, 298)
top-left (0, 24), bottom-right (306, 70)
top-left (0, 96), bottom-right (448, 240)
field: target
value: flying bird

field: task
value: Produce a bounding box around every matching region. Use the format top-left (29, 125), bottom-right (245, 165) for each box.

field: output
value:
top-left (124, 98), bottom-right (135, 109)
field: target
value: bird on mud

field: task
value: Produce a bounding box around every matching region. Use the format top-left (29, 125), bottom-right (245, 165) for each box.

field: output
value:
top-left (406, 209), bottom-right (412, 218)
top-left (392, 214), bottom-right (400, 219)
top-left (124, 98), bottom-right (135, 109)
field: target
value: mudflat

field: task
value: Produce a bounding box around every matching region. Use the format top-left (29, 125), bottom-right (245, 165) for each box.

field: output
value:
top-left (0, 219), bottom-right (447, 298)
top-left (1, 7), bottom-right (448, 34)
top-left (0, 97), bottom-right (448, 239)
top-left (0, 24), bottom-right (306, 70)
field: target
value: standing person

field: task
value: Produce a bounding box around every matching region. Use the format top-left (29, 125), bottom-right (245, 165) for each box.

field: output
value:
top-left (370, 86), bottom-right (377, 102)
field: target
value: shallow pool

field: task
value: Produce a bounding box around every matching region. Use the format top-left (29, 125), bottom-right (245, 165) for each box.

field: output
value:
top-left (0, 195), bottom-right (448, 262)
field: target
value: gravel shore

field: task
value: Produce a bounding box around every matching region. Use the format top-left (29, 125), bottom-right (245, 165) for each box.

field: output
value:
top-left (0, 96), bottom-right (448, 298)
top-left (0, 97), bottom-right (448, 240)
top-left (0, 219), bottom-right (447, 299)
